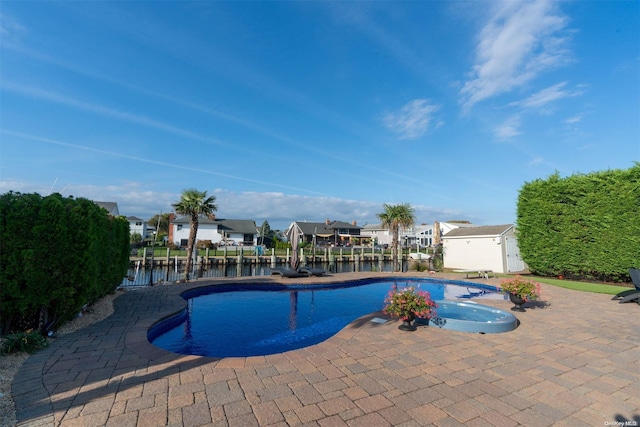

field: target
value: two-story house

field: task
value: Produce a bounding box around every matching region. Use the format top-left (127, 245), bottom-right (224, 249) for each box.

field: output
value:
top-left (127, 216), bottom-right (147, 238)
top-left (359, 223), bottom-right (393, 247)
top-left (361, 221), bottom-right (475, 248)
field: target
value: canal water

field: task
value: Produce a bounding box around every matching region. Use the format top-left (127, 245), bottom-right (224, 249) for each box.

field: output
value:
top-left (120, 260), bottom-right (405, 287)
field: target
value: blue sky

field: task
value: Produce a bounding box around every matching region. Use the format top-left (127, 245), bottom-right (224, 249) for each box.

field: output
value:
top-left (1, 1), bottom-right (638, 230)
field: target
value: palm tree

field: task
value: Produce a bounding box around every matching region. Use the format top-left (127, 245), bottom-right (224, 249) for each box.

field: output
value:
top-left (377, 203), bottom-right (415, 272)
top-left (172, 189), bottom-right (217, 280)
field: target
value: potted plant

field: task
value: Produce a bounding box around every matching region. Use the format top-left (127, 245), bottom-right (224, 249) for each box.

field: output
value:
top-left (383, 284), bottom-right (437, 331)
top-left (499, 275), bottom-right (541, 312)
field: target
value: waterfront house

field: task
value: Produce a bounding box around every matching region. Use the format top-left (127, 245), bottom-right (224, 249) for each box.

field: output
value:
top-left (362, 221), bottom-right (474, 248)
top-left (168, 214), bottom-right (258, 247)
top-left (288, 219), bottom-right (362, 246)
top-left (360, 223), bottom-right (393, 247)
top-left (127, 216), bottom-right (148, 238)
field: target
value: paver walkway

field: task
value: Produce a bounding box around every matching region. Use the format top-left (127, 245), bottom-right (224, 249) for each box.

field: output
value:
top-left (13, 272), bottom-right (640, 426)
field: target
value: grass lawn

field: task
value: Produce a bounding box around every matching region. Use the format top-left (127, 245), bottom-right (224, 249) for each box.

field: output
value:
top-left (482, 272), bottom-right (629, 295)
top-left (531, 277), bottom-right (628, 295)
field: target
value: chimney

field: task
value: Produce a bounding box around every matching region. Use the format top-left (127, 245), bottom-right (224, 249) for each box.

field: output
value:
top-left (352, 220), bottom-right (357, 226)
top-left (209, 213), bottom-right (216, 220)
top-left (326, 218), bottom-right (331, 225)
top-left (434, 221), bottom-right (441, 246)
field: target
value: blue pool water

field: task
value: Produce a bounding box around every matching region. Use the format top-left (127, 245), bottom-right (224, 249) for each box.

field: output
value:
top-left (148, 278), bottom-right (506, 358)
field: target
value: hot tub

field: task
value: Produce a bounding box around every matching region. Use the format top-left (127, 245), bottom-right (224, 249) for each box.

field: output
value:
top-left (416, 300), bottom-right (518, 333)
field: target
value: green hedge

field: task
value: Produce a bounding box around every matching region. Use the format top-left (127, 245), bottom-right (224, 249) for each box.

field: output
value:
top-left (0, 192), bottom-right (130, 334)
top-left (516, 164), bottom-right (640, 282)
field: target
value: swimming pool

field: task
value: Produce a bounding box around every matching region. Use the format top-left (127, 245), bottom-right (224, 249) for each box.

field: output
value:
top-left (148, 277), bottom-right (510, 358)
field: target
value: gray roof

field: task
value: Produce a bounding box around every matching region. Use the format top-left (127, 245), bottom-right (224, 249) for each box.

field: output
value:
top-left (361, 223), bottom-right (385, 230)
top-left (94, 201), bottom-right (119, 216)
top-left (216, 219), bottom-right (258, 234)
top-left (294, 221), bottom-right (362, 236)
top-left (172, 215), bottom-right (217, 225)
top-left (172, 216), bottom-right (257, 234)
top-left (127, 216), bottom-right (144, 221)
top-left (443, 224), bottom-right (513, 238)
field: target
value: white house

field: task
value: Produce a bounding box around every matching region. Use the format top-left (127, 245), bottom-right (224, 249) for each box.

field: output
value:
top-left (406, 221), bottom-right (475, 248)
top-left (410, 224), bottom-right (434, 247)
top-left (216, 219), bottom-right (259, 246)
top-left (127, 216), bottom-right (147, 237)
top-left (362, 221), bottom-right (475, 248)
top-left (442, 224), bottom-right (527, 274)
top-left (169, 215), bottom-right (258, 247)
top-left (359, 223), bottom-right (393, 247)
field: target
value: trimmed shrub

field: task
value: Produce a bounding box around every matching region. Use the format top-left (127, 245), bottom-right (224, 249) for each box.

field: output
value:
top-left (0, 192), bottom-right (129, 334)
top-left (516, 164), bottom-right (640, 282)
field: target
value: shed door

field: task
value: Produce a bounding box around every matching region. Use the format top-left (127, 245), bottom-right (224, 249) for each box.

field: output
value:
top-left (505, 237), bottom-right (526, 272)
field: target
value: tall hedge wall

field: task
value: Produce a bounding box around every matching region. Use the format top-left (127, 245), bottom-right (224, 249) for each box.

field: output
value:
top-left (516, 164), bottom-right (640, 282)
top-left (0, 192), bottom-right (130, 334)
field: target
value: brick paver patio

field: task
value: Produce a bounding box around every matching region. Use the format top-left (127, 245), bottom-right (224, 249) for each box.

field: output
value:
top-left (13, 272), bottom-right (640, 426)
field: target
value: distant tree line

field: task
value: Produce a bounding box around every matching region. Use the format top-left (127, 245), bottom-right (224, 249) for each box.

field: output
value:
top-left (0, 192), bottom-right (130, 334)
top-left (516, 164), bottom-right (639, 282)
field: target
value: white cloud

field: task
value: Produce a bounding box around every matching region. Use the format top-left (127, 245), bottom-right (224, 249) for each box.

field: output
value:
top-left (1, 130), bottom-right (326, 197)
top-left (528, 157), bottom-right (544, 166)
top-left (564, 113), bottom-right (583, 124)
top-left (0, 180), bottom-right (458, 231)
top-left (509, 82), bottom-right (584, 109)
top-left (461, 0), bottom-right (572, 111)
top-left (212, 191), bottom-right (457, 229)
top-left (0, 179), bottom-right (46, 194)
top-left (0, 83), bottom-right (228, 147)
top-left (0, 13), bottom-right (27, 43)
top-left (494, 115), bottom-right (521, 140)
top-left (383, 99), bottom-right (441, 140)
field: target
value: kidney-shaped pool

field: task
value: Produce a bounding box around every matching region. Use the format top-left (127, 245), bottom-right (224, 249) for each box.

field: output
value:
top-left (148, 277), bottom-right (516, 358)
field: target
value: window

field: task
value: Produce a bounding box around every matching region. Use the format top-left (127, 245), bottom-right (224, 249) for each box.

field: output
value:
top-left (177, 225), bottom-right (183, 231)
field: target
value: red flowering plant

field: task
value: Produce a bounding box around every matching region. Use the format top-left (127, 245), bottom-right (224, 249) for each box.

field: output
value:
top-left (383, 284), bottom-right (437, 321)
top-left (499, 275), bottom-right (542, 301)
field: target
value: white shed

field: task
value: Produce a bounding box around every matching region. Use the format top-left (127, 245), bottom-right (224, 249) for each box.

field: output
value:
top-left (442, 224), bottom-right (527, 274)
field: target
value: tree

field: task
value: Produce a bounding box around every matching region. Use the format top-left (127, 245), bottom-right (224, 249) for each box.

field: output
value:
top-left (516, 165), bottom-right (639, 281)
top-left (130, 232), bottom-right (143, 244)
top-left (377, 203), bottom-right (415, 272)
top-left (171, 189), bottom-right (217, 280)
top-left (148, 213), bottom-right (170, 235)
top-left (0, 192), bottom-right (128, 334)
